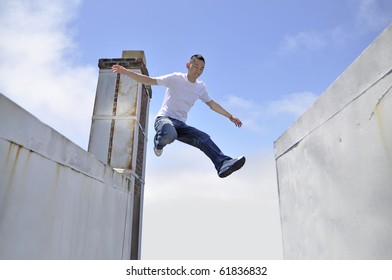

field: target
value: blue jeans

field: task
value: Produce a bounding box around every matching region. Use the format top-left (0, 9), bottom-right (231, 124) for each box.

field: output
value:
top-left (154, 116), bottom-right (232, 171)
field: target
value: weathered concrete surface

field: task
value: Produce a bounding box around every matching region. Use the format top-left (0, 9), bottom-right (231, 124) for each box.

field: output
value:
top-left (88, 53), bottom-right (151, 260)
top-left (274, 25), bottom-right (392, 259)
top-left (0, 93), bottom-right (135, 259)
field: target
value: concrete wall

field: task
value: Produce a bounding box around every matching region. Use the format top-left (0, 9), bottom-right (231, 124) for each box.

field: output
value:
top-left (0, 93), bottom-right (135, 259)
top-left (274, 25), bottom-right (392, 259)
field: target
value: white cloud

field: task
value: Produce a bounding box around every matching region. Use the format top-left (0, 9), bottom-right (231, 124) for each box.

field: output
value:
top-left (278, 32), bottom-right (327, 55)
top-left (276, 0), bottom-right (392, 56)
top-left (0, 0), bottom-right (97, 149)
top-left (267, 91), bottom-right (318, 116)
top-left (143, 146), bottom-right (283, 259)
top-left (225, 92), bottom-right (318, 133)
top-left (356, 0), bottom-right (392, 32)
top-left (145, 146), bottom-right (278, 203)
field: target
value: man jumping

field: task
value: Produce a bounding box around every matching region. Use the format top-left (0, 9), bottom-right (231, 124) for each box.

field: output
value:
top-left (112, 54), bottom-right (245, 178)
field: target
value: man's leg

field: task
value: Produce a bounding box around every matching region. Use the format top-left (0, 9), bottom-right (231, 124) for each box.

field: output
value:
top-left (154, 117), bottom-right (245, 177)
top-left (174, 121), bottom-right (232, 172)
top-left (153, 117), bottom-right (178, 155)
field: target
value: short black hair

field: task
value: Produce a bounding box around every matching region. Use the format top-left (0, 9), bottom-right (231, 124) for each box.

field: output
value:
top-left (190, 54), bottom-right (205, 63)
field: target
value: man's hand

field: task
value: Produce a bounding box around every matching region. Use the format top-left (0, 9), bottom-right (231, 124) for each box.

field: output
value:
top-left (112, 65), bottom-right (128, 75)
top-left (229, 115), bottom-right (242, 127)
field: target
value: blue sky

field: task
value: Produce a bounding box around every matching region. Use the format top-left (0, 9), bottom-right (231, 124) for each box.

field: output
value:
top-left (0, 0), bottom-right (391, 259)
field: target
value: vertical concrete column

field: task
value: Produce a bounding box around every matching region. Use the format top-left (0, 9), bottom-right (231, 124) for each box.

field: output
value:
top-left (88, 50), bottom-right (152, 259)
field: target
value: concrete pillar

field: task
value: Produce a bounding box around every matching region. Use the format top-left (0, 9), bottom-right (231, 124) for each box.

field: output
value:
top-left (88, 51), bottom-right (152, 259)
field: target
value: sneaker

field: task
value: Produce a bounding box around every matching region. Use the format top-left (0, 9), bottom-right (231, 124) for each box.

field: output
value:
top-left (154, 146), bottom-right (163, 157)
top-left (218, 156), bottom-right (246, 178)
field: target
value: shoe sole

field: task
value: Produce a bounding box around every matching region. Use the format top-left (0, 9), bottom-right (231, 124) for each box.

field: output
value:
top-left (154, 147), bottom-right (163, 157)
top-left (219, 156), bottom-right (246, 178)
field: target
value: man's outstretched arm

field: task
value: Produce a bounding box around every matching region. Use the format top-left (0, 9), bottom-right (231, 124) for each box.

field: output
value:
top-left (206, 100), bottom-right (243, 127)
top-left (112, 65), bottom-right (158, 86)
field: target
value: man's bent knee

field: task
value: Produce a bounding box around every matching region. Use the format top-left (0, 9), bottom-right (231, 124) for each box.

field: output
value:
top-left (159, 123), bottom-right (177, 145)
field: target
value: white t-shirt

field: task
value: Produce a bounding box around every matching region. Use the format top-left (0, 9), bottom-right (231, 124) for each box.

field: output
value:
top-left (155, 72), bottom-right (212, 122)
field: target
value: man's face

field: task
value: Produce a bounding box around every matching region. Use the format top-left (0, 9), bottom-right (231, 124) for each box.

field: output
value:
top-left (186, 58), bottom-right (205, 82)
